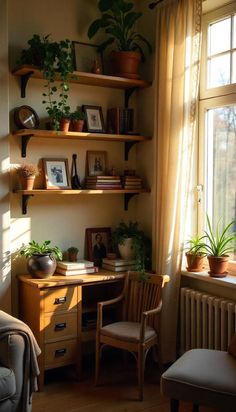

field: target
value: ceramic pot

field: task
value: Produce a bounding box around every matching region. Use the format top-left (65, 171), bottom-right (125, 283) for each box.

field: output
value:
top-left (68, 252), bottom-right (78, 262)
top-left (60, 118), bottom-right (70, 132)
top-left (118, 238), bottom-right (135, 260)
top-left (110, 51), bottom-right (141, 79)
top-left (20, 176), bottom-right (35, 190)
top-left (207, 255), bottom-right (229, 278)
top-left (27, 253), bottom-right (56, 278)
top-left (72, 120), bottom-right (84, 132)
top-left (185, 252), bottom-right (205, 272)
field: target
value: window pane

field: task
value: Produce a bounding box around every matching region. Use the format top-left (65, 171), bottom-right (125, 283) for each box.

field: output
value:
top-left (233, 15), bottom-right (236, 48)
top-left (208, 17), bottom-right (231, 56)
top-left (206, 106), bottom-right (236, 232)
top-left (207, 53), bottom-right (230, 88)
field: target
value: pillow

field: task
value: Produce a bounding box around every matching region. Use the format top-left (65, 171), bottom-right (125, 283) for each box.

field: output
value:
top-left (228, 333), bottom-right (236, 357)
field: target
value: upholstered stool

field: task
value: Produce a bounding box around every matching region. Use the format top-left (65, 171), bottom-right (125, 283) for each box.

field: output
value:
top-left (161, 348), bottom-right (236, 412)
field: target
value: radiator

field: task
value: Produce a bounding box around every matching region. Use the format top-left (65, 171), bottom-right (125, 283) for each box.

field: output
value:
top-left (180, 287), bottom-right (236, 353)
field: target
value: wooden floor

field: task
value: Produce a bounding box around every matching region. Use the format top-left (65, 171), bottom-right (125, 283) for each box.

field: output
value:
top-left (33, 352), bottom-right (218, 412)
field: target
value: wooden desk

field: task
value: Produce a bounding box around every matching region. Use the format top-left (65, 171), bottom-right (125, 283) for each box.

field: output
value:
top-left (18, 271), bottom-right (124, 389)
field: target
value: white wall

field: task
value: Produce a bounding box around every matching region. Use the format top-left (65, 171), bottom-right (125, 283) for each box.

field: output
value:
top-left (6, 0), bottom-right (154, 313)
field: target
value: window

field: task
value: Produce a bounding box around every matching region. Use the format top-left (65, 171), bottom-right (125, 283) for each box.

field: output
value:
top-left (199, 3), bottom-right (236, 263)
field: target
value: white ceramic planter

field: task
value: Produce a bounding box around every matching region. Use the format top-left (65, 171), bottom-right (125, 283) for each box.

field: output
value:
top-left (118, 238), bottom-right (135, 260)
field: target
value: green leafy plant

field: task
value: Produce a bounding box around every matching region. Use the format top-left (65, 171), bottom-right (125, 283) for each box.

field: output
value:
top-left (20, 240), bottom-right (62, 260)
top-left (185, 234), bottom-right (206, 256)
top-left (67, 246), bottom-right (79, 253)
top-left (18, 34), bottom-right (74, 130)
top-left (70, 107), bottom-right (86, 121)
top-left (16, 163), bottom-right (39, 178)
top-left (87, 0), bottom-right (152, 60)
top-left (204, 215), bottom-right (236, 256)
top-left (112, 221), bottom-right (151, 272)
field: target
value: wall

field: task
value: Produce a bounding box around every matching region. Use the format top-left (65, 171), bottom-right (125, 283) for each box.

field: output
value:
top-left (4, 0), bottom-right (155, 313)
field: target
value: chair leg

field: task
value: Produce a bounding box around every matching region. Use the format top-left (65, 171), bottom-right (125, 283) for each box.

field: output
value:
top-left (192, 405), bottom-right (199, 412)
top-left (170, 399), bottom-right (179, 412)
top-left (95, 337), bottom-right (101, 386)
top-left (138, 346), bottom-right (145, 401)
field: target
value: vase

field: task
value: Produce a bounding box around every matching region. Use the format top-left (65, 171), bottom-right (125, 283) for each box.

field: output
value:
top-left (207, 255), bottom-right (229, 278)
top-left (27, 253), bottom-right (56, 278)
top-left (118, 238), bottom-right (135, 260)
top-left (20, 176), bottom-right (35, 190)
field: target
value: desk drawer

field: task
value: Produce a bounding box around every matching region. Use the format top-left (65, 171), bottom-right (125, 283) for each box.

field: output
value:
top-left (43, 286), bottom-right (77, 313)
top-left (44, 312), bottom-right (77, 342)
top-left (44, 339), bottom-right (78, 368)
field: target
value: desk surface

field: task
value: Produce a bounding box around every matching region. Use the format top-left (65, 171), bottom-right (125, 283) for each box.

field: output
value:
top-left (18, 270), bottom-right (125, 289)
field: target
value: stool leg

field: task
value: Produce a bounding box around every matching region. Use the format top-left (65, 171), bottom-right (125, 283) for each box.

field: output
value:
top-left (192, 405), bottom-right (199, 412)
top-left (170, 399), bottom-right (179, 412)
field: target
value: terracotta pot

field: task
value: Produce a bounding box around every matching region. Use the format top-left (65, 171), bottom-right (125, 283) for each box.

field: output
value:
top-left (118, 238), bottom-right (135, 260)
top-left (207, 255), bottom-right (229, 278)
top-left (185, 252), bottom-right (205, 272)
top-left (27, 253), bottom-right (56, 278)
top-left (68, 251), bottom-right (78, 262)
top-left (72, 120), bottom-right (84, 132)
top-left (20, 176), bottom-right (35, 190)
top-left (110, 51), bottom-right (141, 79)
top-left (60, 118), bottom-right (70, 132)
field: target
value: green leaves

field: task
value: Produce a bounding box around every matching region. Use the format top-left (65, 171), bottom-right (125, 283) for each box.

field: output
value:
top-left (20, 240), bottom-right (62, 261)
top-left (204, 215), bottom-right (236, 256)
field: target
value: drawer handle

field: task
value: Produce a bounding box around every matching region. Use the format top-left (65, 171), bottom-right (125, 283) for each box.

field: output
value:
top-left (54, 296), bottom-right (66, 305)
top-left (55, 322), bottom-right (66, 331)
top-left (55, 348), bottom-right (66, 357)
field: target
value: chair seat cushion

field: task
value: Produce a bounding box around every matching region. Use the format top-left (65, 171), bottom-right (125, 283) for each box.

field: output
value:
top-left (161, 349), bottom-right (236, 410)
top-left (0, 366), bottom-right (16, 402)
top-left (100, 321), bottom-right (156, 343)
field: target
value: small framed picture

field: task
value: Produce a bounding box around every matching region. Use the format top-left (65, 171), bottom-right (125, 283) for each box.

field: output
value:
top-left (72, 41), bottom-right (104, 73)
top-left (86, 227), bottom-right (111, 267)
top-left (43, 158), bottom-right (70, 189)
top-left (86, 150), bottom-right (107, 176)
top-left (83, 105), bottom-right (105, 133)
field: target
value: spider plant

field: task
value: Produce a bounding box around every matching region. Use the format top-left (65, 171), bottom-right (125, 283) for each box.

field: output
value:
top-left (186, 234), bottom-right (206, 256)
top-left (204, 215), bottom-right (236, 257)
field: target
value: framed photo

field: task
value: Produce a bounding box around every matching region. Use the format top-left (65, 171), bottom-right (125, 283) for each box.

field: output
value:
top-left (83, 105), bottom-right (105, 133)
top-left (86, 227), bottom-right (111, 267)
top-left (43, 158), bottom-right (70, 189)
top-left (72, 41), bottom-right (104, 73)
top-left (86, 150), bottom-right (107, 176)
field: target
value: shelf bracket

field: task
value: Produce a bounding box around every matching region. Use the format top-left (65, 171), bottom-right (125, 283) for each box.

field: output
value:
top-left (124, 141), bottom-right (137, 161)
top-left (21, 134), bottom-right (33, 158)
top-left (124, 193), bottom-right (136, 211)
top-left (22, 194), bottom-right (34, 215)
top-left (20, 71), bottom-right (34, 98)
top-left (124, 87), bottom-right (137, 107)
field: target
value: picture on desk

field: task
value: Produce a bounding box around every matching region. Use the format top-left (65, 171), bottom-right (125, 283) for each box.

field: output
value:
top-left (86, 227), bottom-right (111, 267)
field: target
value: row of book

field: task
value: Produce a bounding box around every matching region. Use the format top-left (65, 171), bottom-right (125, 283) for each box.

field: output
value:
top-left (56, 259), bottom-right (98, 276)
top-left (102, 258), bottom-right (136, 272)
top-left (85, 175), bottom-right (143, 190)
top-left (107, 107), bottom-right (134, 135)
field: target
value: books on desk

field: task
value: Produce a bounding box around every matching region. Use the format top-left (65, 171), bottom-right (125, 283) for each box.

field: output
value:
top-left (102, 258), bottom-right (136, 272)
top-left (56, 259), bottom-right (98, 276)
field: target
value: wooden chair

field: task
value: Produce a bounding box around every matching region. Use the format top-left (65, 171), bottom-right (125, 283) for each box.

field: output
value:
top-left (95, 271), bottom-right (170, 400)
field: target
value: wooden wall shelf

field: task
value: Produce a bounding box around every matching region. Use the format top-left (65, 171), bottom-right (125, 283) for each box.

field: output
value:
top-left (14, 189), bottom-right (150, 215)
top-left (12, 129), bottom-right (151, 159)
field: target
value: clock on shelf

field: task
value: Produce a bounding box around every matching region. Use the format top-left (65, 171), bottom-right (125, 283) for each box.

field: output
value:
top-left (14, 105), bottom-right (39, 129)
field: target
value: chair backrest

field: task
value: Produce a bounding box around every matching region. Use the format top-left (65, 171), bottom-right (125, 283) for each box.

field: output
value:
top-left (123, 272), bottom-right (169, 326)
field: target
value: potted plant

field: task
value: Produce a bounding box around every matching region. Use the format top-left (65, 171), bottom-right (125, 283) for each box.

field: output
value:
top-left (16, 163), bottom-right (39, 190)
top-left (70, 107), bottom-right (86, 132)
top-left (185, 235), bottom-right (206, 272)
top-left (19, 240), bottom-right (62, 279)
top-left (203, 215), bottom-right (236, 277)
top-left (87, 0), bottom-right (152, 79)
top-left (67, 246), bottom-right (79, 262)
top-left (18, 34), bottom-right (74, 131)
top-left (112, 221), bottom-right (151, 271)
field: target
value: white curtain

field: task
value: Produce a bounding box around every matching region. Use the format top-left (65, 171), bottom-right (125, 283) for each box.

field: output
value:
top-left (153, 0), bottom-right (202, 363)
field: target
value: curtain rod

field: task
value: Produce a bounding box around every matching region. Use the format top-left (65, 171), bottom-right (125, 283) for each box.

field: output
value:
top-left (148, 0), bottom-right (164, 9)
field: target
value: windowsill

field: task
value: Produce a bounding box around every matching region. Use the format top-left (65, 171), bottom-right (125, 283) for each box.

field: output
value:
top-left (181, 270), bottom-right (236, 289)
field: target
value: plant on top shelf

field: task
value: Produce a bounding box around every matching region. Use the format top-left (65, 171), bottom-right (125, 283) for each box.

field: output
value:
top-left (112, 221), bottom-right (151, 273)
top-left (19, 240), bottom-right (62, 279)
top-left (87, 0), bottom-right (152, 78)
top-left (203, 215), bottom-right (236, 278)
top-left (18, 34), bottom-right (75, 131)
top-left (185, 234), bottom-right (206, 273)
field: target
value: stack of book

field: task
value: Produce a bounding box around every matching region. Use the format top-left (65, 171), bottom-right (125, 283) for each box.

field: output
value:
top-left (85, 175), bottom-right (122, 189)
top-left (107, 107), bottom-right (134, 134)
top-left (122, 175), bottom-right (143, 190)
top-left (102, 258), bottom-right (136, 272)
top-left (56, 259), bottom-right (98, 276)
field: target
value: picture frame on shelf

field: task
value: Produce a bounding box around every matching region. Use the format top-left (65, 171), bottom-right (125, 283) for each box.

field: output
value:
top-left (85, 227), bottom-right (111, 267)
top-left (43, 158), bottom-right (70, 189)
top-left (86, 150), bottom-right (107, 176)
top-left (72, 41), bottom-right (104, 74)
top-left (82, 105), bottom-right (105, 133)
